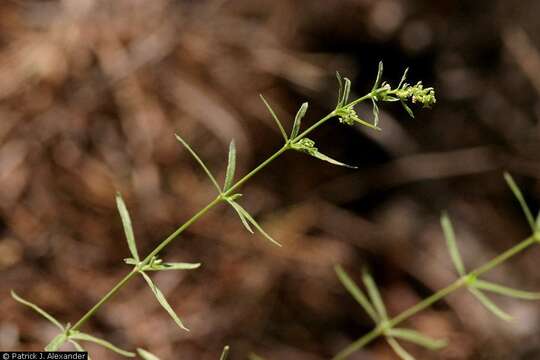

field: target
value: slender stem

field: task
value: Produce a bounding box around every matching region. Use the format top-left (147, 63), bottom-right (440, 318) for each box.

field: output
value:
top-left (71, 269), bottom-right (138, 331)
top-left (69, 91), bottom-right (372, 332)
top-left (333, 235), bottom-right (538, 360)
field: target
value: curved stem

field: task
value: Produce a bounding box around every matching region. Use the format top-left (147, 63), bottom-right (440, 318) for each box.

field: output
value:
top-left (333, 235), bottom-right (538, 360)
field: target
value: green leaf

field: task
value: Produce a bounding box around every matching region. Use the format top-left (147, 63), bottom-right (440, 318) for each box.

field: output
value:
top-left (227, 199), bottom-right (254, 234)
top-left (372, 61), bottom-right (384, 92)
top-left (291, 102), bottom-right (308, 139)
top-left (220, 345), bottom-right (230, 360)
top-left (440, 212), bottom-right (465, 276)
top-left (536, 211), bottom-right (540, 230)
top-left (137, 348), bottom-right (161, 360)
top-left (386, 337), bottom-right (415, 360)
top-left (140, 271), bottom-right (190, 331)
top-left (70, 331), bottom-right (135, 357)
top-left (401, 99), bottom-right (414, 118)
top-left (259, 95), bottom-right (288, 142)
top-left (175, 134), bottom-right (221, 193)
top-left (148, 262), bottom-right (201, 271)
top-left (504, 172), bottom-right (536, 231)
top-left (116, 193), bottom-right (139, 262)
top-left (334, 265), bottom-right (378, 323)
top-left (504, 172), bottom-right (535, 232)
top-left (473, 280), bottom-right (540, 300)
top-left (45, 333), bottom-right (67, 351)
top-left (336, 71), bottom-right (344, 107)
top-left (387, 328), bottom-right (447, 350)
top-left (11, 290), bottom-right (64, 331)
top-left (342, 78), bottom-right (351, 105)
top-left (398, 68), bottom-right (409, 89)
top-left (227, 200), bottom-right (281, 247)
top-left (310, 149), bottom-right (357, 169)
top-left (362, 269), bottom-right (388, 321)
top-left (371, 99), bottom-right (380, 127)
top-left (468, 287), bottom-right (513, 321)
top-left (223, 140), bottom-right (236, 191)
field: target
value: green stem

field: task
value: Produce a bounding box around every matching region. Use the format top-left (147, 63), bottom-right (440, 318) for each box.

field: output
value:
top-left (333, 235), bottom-right (538, 360)
top-left (69, 92), bottom-right (375, 332)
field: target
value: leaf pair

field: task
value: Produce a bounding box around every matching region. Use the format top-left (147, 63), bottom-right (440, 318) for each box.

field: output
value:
top-left (441, 210), bottom-right (540, 322)
top-left (116, 193), bottom-right (200, 332)
top-left (260, 95), bottom-right (308, 141)
top-left (225, 194), bottom-right (282, 247)
top-left (11, 291), bottom-right (134, 358)
top-left (334, 266), bottom-right (446, 360)
top-left (336, 72), bottom-right (352, 108)
top-left (175, 133), bottom-right (281, 247)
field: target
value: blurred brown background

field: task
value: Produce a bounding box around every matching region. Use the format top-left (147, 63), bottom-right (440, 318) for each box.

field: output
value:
top-left (1, 0), bottom-right (540, 359)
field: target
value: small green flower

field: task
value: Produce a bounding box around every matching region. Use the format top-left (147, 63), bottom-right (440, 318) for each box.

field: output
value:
top-left (395, 81), bottom-right (436, 108)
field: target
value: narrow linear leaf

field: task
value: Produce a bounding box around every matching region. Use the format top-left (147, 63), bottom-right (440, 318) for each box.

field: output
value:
top-left (334, 265), bottom-right (378, 323)
top-left (371, 99), bottom-right (380, 127)
top-left (536, 211), bottom-right (540, 230)
top-left (45, 333), bottom-right (67, 351)
top-left (473, 280), bottom-right (540, 300)
top-left (291, 102), bottom-right (308, 139)
top-left (149, 262), bottom-right (202, 271)
top-left (336, 71), bottom-right (344, 106)
top-left (116, 193), bottom-right (139, 262)
top-left (70, 331), bottom-right (135, 357)
top-left (223, 140), bottom-right (236, 191)
top-left (372, 61), bottom-right (384, 91)
top-left (137, 348), bottom-right (161, 360)
top-left (220, 345), bottom-right (230, 360)
top-left (401, 99), bottom-right (414, 118)
top-left (398, 68), bottom-right (409, 89)
top-left (440, 212), bottom-right (465, 276)
top-left (387, 328), bottom-right (447, 350)
top-left (342, 78), bottom-right (351, 105)
top-left (362, 269), bottom-right (388, 321)
top-left (227, 200), bottom-right (254, 234)
top-left (175, 134), bottom-right (221, 193)
top-left (140, 272), bottom-right (190, 331)
top-left (310, 150), bottom-right (357, 169)
top-left (11, 290), bottom-right (64, 331)
top-left (468, 287), bottom-right (513, 321)
top-left (259, 95), bottom-right (288, 142)
top-left (232, 202), bottom-right (282, 247)
top-left (504, 172), bottom-right (535, 231)
top-left (386, 337), bottom-right (415, 360)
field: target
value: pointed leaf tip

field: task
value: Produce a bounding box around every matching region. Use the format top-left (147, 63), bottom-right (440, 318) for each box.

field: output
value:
top-left (469, 287), bottom-right (513, 322)
top-left (116, 192), bottom-right (139, 262)
top-left (140, 272), bottom-right (190, 331)
top-left (504, 172), bottom-right (535, 231)
top-left (11, 290), bottom-right (64, 331)
top-left (223, 140), bottom-right (236, 191)
top-left (175, 133), bottom-right (221, 193)
top-left (440, 212), bottom-right (465, 276)
top-left (388, 328), bottom-right (447, 350)
top-left (291, 102), bottom-right (308, 139)
top-left (362, 269), bottom-right (388, 321)
top-left (334, 265), bottom-right (378, 323)
top-left (259, 95), bottom-right (288, 142)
